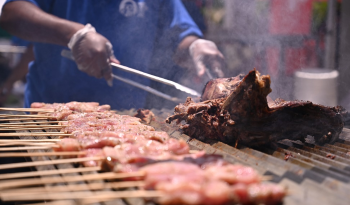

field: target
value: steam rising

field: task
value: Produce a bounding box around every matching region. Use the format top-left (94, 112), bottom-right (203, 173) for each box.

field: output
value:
top-left (221, 0), bottom-right (310, 101)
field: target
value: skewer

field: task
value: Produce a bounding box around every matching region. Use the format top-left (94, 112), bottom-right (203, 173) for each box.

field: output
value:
top-left (0, 117), bottom-right (53, 121)
top-left (1, 190), bottom-right (162, 202)
top-left (1, 181), bottom-right (145, 194)
top-left (0, 127), bottom-right (57, 131)
top-left (0, 166), bottom-right (101, 180)
top-left (0, 107), bottom-right (54, 112)
top-left (0, 142), bottom-right (57, 146)
top-left (0, 139), bottom-right (61, 142)
top-left (0, 156), bottom-right (103, 170)
top-left (0, 132), bottom-right (70, 137)
top-left (0, 151), bottom-right (85, 157)
top-left (0, 124), bottom-right (64, 128)
top-left (0, 121), bottom-right (63, 125)
top-left (0, 146), bottom-right (56, 151)
top-left (0, 171), bottom-right (144, 189)
top-left (0, 127), bottom-right (62, 131)
top-left (21, 200), bottom-right (77, 205)
top-left (0, 114), bottom-right (55, 118)
top-left (81, 191), bottom-right (163, 204)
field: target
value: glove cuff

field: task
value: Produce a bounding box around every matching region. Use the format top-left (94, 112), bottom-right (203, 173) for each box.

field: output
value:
top-left (68, 24), bottom-right (96, 49)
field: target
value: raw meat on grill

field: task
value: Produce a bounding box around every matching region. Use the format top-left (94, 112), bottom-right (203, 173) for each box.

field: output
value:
top-left (54, 131), bottom-right (186, 153)
top-left (47, 109), bottom-right (74, 121)
top-left (101, 144), bottom-right (192, 170)
top-left (54, 129), bottom-right (190, 168)
top-left (28, 101), bottom-right (286, 204)
top-left (60, 117), bottom-right (144, 133)
top-left (31, 102), bottom-right (112, 120)
top-left (71, 130), bottom-right (170, 143)
top-left (57, 135), bottom-right (286, 205)
top-left (63, 124), bottom-right (155, 134)
top-left (60, 116), bottom-right (142, 127)
top-left (31, 101), bottom-right (111, 112)
top-left (58, 115), bottom-right (153, 134)
top-left (139, 161), bottom-right (286, 205)
top-left (54, 140), bottom-right (286, 205)
top-left (166, 69), bottom-right (345, 146)
top-left (80, 148), bottom-right (105, 167)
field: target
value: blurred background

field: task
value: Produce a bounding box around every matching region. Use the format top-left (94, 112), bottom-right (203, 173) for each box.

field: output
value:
top-left (1, 0), bottom-right (350, 110)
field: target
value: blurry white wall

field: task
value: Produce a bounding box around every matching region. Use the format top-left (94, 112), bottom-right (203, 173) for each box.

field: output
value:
top-left (0, 0), bottom-right (6, 16)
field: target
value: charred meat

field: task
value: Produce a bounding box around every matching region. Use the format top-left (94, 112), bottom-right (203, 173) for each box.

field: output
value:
top-left (134, 109), bottom-right (155, 124)
top-left (166, 69), bottom-right (344, 146)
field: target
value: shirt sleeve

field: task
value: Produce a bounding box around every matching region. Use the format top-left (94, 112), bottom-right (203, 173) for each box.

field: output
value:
top-left (11, 36), bottom-right (30, 46)
top-left (159, 0), bottom-right (203, 50)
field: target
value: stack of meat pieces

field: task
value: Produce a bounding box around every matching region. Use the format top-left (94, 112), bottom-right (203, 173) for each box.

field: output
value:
top-left (166, 69), bottom-right (345, 147)
top-left (32, 102), bottom-right (286, 205)
top-left (140, 161), bottom-right (286, 205)
top-left (31, 101), bottom-right (111, 121)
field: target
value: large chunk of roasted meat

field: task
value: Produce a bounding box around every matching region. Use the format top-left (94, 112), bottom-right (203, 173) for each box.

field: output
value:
top-left (166, 69), bottom-right (345, 146)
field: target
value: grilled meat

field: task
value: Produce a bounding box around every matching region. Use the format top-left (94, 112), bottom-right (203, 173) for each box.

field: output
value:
top-left (134, 109), bottom-right (155, 124)
top-left (166, 69), bottom-right (344, 146)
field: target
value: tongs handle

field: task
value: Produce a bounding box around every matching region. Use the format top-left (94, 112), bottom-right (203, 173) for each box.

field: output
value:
top-left (111, 74), bottom-right (182, 103)
top-left (61, 49), bottom-right (200, 97)
top-left (111, 63), bottom-right (201, 97)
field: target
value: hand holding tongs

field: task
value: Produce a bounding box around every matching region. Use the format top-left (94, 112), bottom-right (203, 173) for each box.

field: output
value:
top-left (61, 50), bottom-right (200, 103)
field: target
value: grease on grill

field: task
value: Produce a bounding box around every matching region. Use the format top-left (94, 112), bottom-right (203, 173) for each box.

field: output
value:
top-left (284, 152), bottom-right (294, 161)
top-left (326, 153), bottom-right (336, 159)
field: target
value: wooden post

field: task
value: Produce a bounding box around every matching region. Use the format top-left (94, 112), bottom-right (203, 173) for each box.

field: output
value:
top-left (338, 0), bottom-right (350, 109)
top-left (325, 0), bottom-right (337, 70)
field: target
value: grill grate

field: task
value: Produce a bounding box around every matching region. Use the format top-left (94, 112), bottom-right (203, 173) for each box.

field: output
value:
top-left (145, 109), bottom-right (350, 205)
top-left (1, 108), bottom-right (350, 205)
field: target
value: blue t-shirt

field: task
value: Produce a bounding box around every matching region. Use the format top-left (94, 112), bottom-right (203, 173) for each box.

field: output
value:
top-left (5, 0), bottom-right (202, 109)
top-left (11, 36), bottom-right (30, 47)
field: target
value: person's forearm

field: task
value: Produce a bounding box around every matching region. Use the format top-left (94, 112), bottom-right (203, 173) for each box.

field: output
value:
top-left (173, 35), bottom-right (199, 68)
top-left (0, 1), bottom-right (84, 46)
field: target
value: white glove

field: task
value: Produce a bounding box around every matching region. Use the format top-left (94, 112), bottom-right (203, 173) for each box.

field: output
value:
top-left (189, 39), bottom-right (225, 78)
top-left (68, 24), bottom-right (118, 86)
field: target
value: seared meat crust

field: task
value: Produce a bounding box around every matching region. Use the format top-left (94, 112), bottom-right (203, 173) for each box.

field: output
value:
top-left (166, 69), bottom-right (344, 146)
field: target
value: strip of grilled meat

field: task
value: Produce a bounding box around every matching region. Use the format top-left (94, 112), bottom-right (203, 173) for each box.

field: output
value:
top-left (166, 69), bottom-right (345, 146)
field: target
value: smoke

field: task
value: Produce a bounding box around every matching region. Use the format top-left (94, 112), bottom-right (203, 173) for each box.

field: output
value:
top-left (220, 0), bottom-right (313, 101)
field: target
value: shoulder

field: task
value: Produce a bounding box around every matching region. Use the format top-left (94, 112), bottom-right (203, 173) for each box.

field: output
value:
top-left (4, 0), bottom-right (55, 10)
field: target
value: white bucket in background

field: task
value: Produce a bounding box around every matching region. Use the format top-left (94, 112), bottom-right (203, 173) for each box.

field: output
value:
top-left (294, 68), bottom-right (339, 106)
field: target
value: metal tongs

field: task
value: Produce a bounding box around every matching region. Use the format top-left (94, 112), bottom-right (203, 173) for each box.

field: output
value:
top-left (61, 50), bottom-right (200, 103)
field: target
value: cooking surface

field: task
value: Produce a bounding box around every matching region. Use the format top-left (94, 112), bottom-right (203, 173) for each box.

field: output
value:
top-left (1, 108), bottom-right (350, 205)
top-left (119, 108), bottom-right (350, 205)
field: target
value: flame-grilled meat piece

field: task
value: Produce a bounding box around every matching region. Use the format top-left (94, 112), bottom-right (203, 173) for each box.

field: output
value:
top-left (166, 69), bottom-right (345, 146)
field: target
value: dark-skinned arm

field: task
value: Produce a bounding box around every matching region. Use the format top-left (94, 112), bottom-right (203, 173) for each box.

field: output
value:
top-left (0, 1), bottom-right (84, 46)
top-left (0, 1), bottom-right (117, 83)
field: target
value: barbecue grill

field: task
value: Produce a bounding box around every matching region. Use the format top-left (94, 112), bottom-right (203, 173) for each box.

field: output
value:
top-left (1, 108), bottom-right (350, 205)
